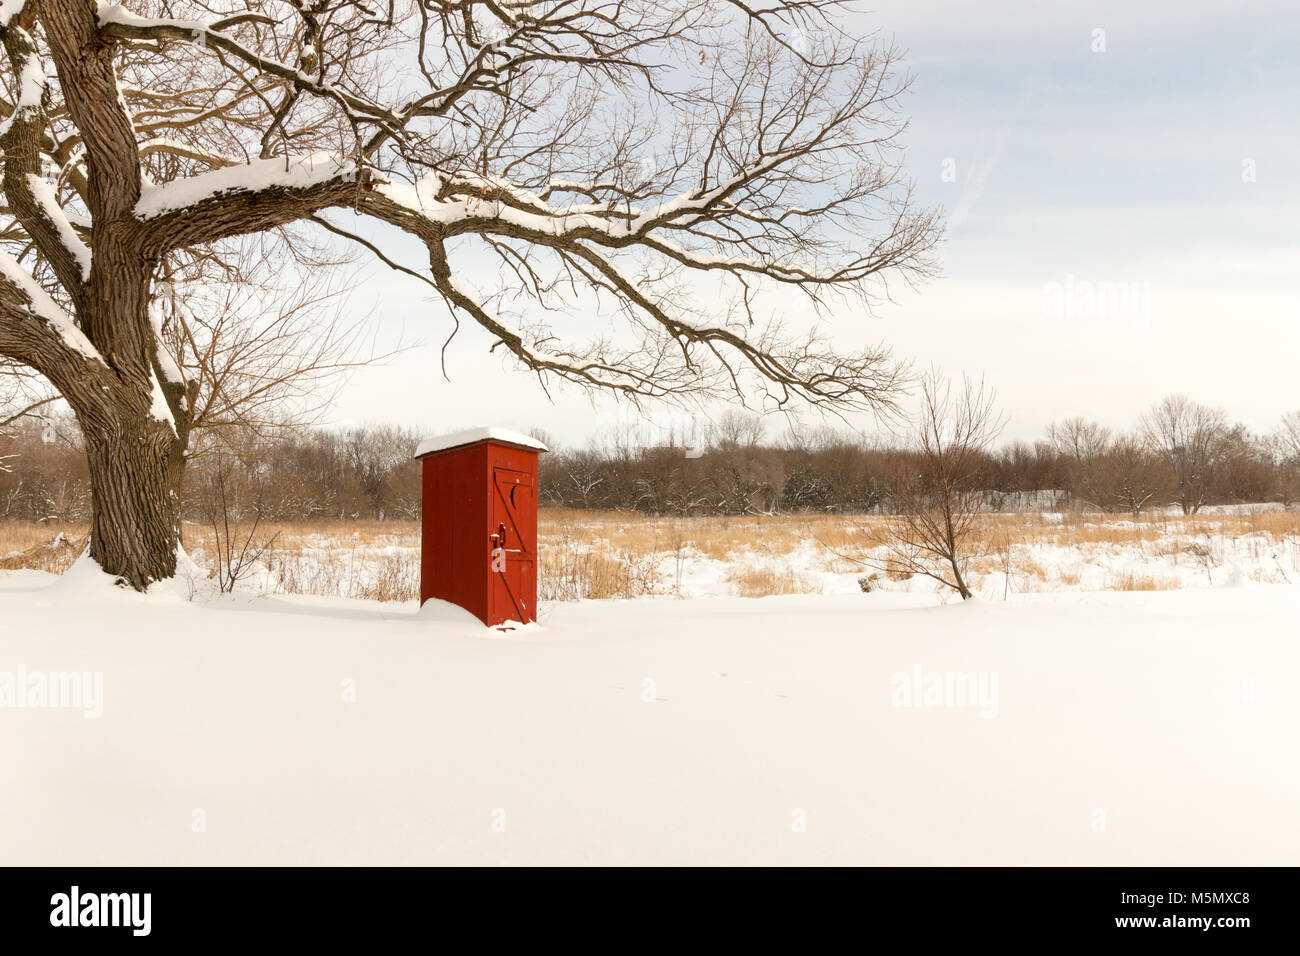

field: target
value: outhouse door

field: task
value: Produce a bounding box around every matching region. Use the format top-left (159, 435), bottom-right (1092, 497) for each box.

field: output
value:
top-left (490, 466), bottom-right (537, 624)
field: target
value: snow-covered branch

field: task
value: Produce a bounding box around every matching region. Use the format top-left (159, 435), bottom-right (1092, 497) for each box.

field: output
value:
top-left (135, 152), bottom-right (357, 219)
top-left (4, 0), bottom-right (942, 447)
top-left (0, 7), bottom-right (91, 295)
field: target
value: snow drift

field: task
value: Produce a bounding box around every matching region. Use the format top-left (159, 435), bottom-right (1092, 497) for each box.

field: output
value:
top-left (1, 568), bottom-right (1297, 865)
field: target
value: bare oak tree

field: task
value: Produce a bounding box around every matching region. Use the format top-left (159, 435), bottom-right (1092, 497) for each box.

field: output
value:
top-left (1048, 416), bottom-right (1110, 508)
top-left (1274, 411), bottom-right (1300, 506)
top-left (1094, 433), bottom-right (1169, 518)
top-left (1140, 395), bottom-right (1231, 515)
top-left (0, 0), bottom-right (941, 588)
top-left (1277, 411), bottom-right (1300, 465)
top-left (709, 408), bottom-right (766, 451)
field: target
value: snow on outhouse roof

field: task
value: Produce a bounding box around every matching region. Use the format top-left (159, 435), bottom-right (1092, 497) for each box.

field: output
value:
top-left (414, 427), bottom-right (549, 458)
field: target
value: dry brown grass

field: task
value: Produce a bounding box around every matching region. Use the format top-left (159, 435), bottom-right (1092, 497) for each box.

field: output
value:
top-left (727, 564), bottom-right (817, 598)
top-left (1017, 556), bottom-right (1051, 582)
top-left (1107, 571), bottom-right (1182, 591)
top-left (538, 538), bottom-right (660, 601)
top-left (540, 508), bottom-right (887, 564)
top-left (881, 553), bottom-right (914, 581)
top-left (0, 521), bottom-right (86, 574)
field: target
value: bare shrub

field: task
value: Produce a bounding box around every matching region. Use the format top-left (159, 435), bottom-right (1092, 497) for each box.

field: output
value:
top-left (199, 458), bottom-right (277, 594)
top-left (878, 371), bottom-right (1006, 599)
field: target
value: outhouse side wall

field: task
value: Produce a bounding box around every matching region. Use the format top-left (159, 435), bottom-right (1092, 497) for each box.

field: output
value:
top-left (420, 442), bottom-right (491, 621)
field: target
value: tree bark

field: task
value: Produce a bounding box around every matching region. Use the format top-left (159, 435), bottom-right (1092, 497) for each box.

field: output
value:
top-left (950, 559), bottom-right (972, 600)
top-left (81, 399), bottom-right (186, 590)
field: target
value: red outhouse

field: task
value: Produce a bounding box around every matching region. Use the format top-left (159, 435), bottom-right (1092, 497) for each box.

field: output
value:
top-left (415, 428), bottom-right (547, 627)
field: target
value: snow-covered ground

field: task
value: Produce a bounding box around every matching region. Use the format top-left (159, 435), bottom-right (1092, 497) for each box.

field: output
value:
top-left (2, 558), bottom-right (1297, 865)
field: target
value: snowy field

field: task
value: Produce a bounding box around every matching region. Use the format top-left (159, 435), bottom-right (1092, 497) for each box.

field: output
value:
top-left (2, 558), bottom-right (1298, 865)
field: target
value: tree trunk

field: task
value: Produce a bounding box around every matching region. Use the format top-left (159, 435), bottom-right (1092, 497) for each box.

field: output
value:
top-left (950, 554), bottom-right (972, 600)
top-left (82, 403), bottom-right (186, 590)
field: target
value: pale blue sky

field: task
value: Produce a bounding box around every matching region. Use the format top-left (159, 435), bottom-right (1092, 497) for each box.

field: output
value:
top-left (331, 0), bottom-right (1300, 447)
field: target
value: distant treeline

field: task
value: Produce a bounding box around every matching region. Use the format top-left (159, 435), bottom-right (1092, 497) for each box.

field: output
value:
top-left (537, 406), bottom-right (1296, 516)
top-left (2, 400), bottom-right (1299, 523)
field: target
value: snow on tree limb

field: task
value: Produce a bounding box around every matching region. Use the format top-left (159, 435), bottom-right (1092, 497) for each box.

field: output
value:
top-left (3, 0), bottom-right (942, 428)
top-left (24, 173), bottom-right (90, 279)
top-left (0, 8), bottom-right (93, 295)
top-left (0, 248), bottom-right (104, 364)
top-left (135, 152), bottom-right (357, 219)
